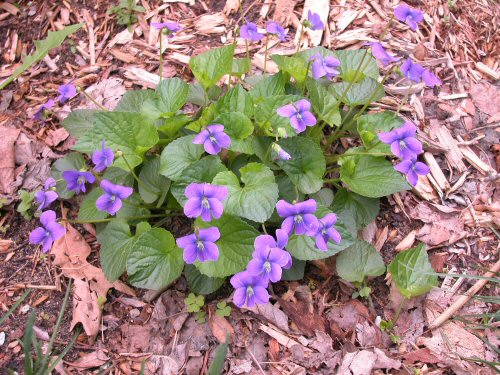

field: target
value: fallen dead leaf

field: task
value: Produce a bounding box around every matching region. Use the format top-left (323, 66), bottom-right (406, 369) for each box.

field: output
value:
top-left (246, 301), bottom-right (289, 332)
top-left (338, 350), bottom-right (377, 375)
top-left (44, 128), bottom-right (69, 147)
top-left (404, 347), bottom-right (440, 364)
top-left (65, 349), bottom-right (109, 369)
top-left (0, 239), bottom-right (13, 252)
top-left (83, 78), bottom-right (126, 111)
top-left (470, 82), bottom-right (500, 117)
top-left (51, 224), bottom-right (135, 338)
top-left (208, 313), bottom-right (234, 344)
top-left (0, 126), bottom-right (20, 194)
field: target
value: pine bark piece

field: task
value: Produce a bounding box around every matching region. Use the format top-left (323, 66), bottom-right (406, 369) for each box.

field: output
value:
top-left (429, 119), bottom-right (467, 173)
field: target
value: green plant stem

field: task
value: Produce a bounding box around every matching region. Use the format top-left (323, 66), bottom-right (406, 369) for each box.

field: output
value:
top-left (295, 25), bottom-right (305, 54)
top-left (301, 61), bottom-right (312, 95)
top-left (392, 297), bottom-right (406, 325)
top-left (324, 178), bottom-right (340, 184)
top-left (119, 153), bottom-right (158, 196)
top-left (62, 214), bottom-right (178, 224)
top-left (263, 37), bottom-right (269, 78)
top-left (39, 278), bottom-right (73, 373)
top-left (122, 199), bottom-right (157, 210)
top-left (396, 82), bottom-right (413, 115)
top-left (262, 223), bottom-right (268, 234)
top-left (326, 151), bottom-right (388, 163)
top-left (79, 88), bottom-right (107, 111)
top-left (334, 49), bottom-right (370, 110)
top-left (245, 39), bottom-right (252, 76)
top-left (159, 34), bottom-right (163, 83)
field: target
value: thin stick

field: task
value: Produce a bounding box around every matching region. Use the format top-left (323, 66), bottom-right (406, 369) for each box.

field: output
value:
top-left (247, 349), bottom-right (266, 375)
top-left (429, 258), bottom-right (500, 330)
top-left (79, 88), bottom-right (107, 111)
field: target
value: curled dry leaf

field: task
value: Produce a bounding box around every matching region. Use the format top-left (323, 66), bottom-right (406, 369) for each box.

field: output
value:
top-left (65, 349), bottom-right (109, 369)
top-left (0, 126), bottom-right (20, 195)
top-left (51, 224), bottom-right (135, 337)
top-left (208, 313), bottom-right (234, 344)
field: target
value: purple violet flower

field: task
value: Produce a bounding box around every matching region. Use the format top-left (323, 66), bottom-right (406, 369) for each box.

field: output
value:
top-left (422, 70), bottom-right (442, 88)
top-left (378, 121), bottom-right (423, 160)
top-left (240, 20), bottom-right (264, 42)
top-left (394, 157), bottom-right (430, 186)
top-left (57, 82), bottom-right (77, 103)
top-left (35, 190), bottom-right (58, 211)
top-left (62, 170), bottom-right (95, 195)
top-left (184, 183), bottom-right (228, 222)
top-left (33, 99), bottom-right (55, 121)
top-left (192, 124), bottom-right (231, 155)
top-left (176, 227), bottom-right (220, 264)
top-left (276, 199), bottom-right (319, 236)
top-left (266, 21), bottom-right (287, 41)
top-left (230, 270), bottom-right (270, 308)
top-left (272, 143), bottom-right (291, 161)
top-left (314, 214), bottom-right (341, 251)
top-left (310, 53), bottom-right (341, 80)
top-left (276, 99), bottom-right (317, 134)
top-left (151, 21), bottom-right (181, 37)
top-left (394, 4), bottom-right (424, 31)
top-left (92, 140), bottom-right (114, 173)
top-left (96, 180), bottom-right (133, 215)
top-left (370, 42), bottom-right (398, 66)
top-left (246, 230), bottom-right (292, 284)
top-left (306, 10), bottom-right (324, 31)
top-left (29, 210), bottom-right (66, 253)
top-left (44, 177), bottom-right (56, 190)
top-left (400, 58), bottom-right (425, 83)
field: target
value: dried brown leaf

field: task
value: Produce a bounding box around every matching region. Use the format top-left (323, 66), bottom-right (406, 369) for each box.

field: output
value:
top-left (0, 126), bottom-right (20, 194)
top-left (65, 350), bottom-right (109, 369)
top-left (247, 302), bottom-right (289, 332)
top-left (208, 314), bottom-right (234, 344)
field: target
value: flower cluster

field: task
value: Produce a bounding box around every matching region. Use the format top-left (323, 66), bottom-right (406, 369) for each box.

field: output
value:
top-left (231, 200), bottom-right (341, 308)
top-left (33, 82), bottom-right (78, 122)
top-left (378, 121), bottom-right (430, 186)
top-left (176, 183), bottom-right (228, 263)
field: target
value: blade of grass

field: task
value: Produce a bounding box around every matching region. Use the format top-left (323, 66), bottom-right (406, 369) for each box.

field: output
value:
top-left (0, 289), bottom-right (31, 325)
top-left (23, 310), bottom-right (36, 375)
top-left (46, 327), bottom-right (81, 374)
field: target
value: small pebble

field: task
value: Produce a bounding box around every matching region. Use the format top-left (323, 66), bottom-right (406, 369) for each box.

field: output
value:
top-left (129, 308), bottom-right (140, 318)
top-left (21, 304), bottom-right (30, 314)
top-left (0, 332), bottom-right (5, 346)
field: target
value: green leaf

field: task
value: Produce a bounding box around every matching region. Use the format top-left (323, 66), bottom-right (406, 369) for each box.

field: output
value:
top-left (171, 156), bottom-right (228, 205)
top-left (103, 167), bottom-right (134, 186)
top-left (357, 112), bottom-right (404, 153)
top-left (50, 153), bottom-right (86, 199)
top-left (336, 240), bottom-right (385, 283)
top-left (214, 112), bottom-right (254, 140)
top-left (116, 193), bottom-right (150, 223)
top-left (196, 214), bottom-right (258, 278)
top-left (189, 44), bottom-right (235, 89)
top-left (212, 163), bottom-right (278, 222)
top-left (187, 82), bottom-right (209, 106)
top-left (78, 188), bottom-right (108, 221)
top-left (17, 190), bottom-right (35, 220)
top-left (306, 79), bottom-right (341, 126)
top-left (276, 137), bottom-right (326, 194)
top-left (184, 264), bottom-right (225, 295)
top-left (282, 258), bottom-right (306, 281)
top-left (156, 78), bottom-right (189, 115)
top-left (215, 84), bottom-right (253, 117)
top-left (311, 188), bottom-right (334, 207)
top-left (126, 228), bottom-right (184, 290)
top-left (138, 157), bottom-right (171, 204)
top-left (114, 90), bottom-right (161, 120)
top-left (249, 72), bottom-right (286, 101)
top-left (254, 95), bottom-right (302, 137)
top-left (97, 220), bottom-right (136, 282)
top-left (159, 135), bottom-right (205, 180)
top-left (388, 243), bottom-right (438, 298)
top-left (0, 23), bottom-right (83, 90)
top-left (207, 333), bottom-right (230, 375)
top-left (331, 188), bottom-right (379, 233)
top-left (340, 154), bottom-right (411, 198)
top-left (330, 77), bottom-right (385, 106)
top-left (334, 49), bottom-right (379, 81)
top-left (232, 58), bottom-right (251, 77)
top-left (271, 55), bottom-right (309, 83)
top-left (186, 103), bottom-right (216, 132)
top-left (158, 114), bottom-right (191, 138)
top-left (62, 109), bottom-right (98, 139)
top-left (92, 112), bottom-right (159, 169)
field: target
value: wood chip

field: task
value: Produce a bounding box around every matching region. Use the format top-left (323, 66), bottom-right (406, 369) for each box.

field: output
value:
top-left (258, 324), bottom-right (312, 352)
top-left (395, 230), bottom-right (416, 252)
top-left (423, 152), bottom-right (451, 191)
top-left (475, 62), bottom-right (500, 81)
top-left (429, 120), bottom-right (467, 173)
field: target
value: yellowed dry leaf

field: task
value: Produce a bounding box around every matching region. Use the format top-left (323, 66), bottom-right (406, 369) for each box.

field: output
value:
top-left (208, 314), bottom-right (234, 344)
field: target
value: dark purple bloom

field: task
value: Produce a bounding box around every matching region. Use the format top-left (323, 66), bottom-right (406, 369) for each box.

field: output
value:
top-left (370, 42), bottom-right (398, 66)
top-left (29, 210), bottom-right (66, 253)
top-left (35, 190), bottom-right (58, 211)
top-left (378, 121), bottom-right (423, 160)
top-left (151, 21), bottom-right (181, 37)
top-left (57, 82), bottom-right (77, 103)
top-left (400, 58), bottom-right (425, 83)
top-left (92, 140), bottom-right (114, 172)
top-left (422, 70), bottom-right (442, 87)
top-left (314, 214), bottom-right (341, 251)
top-left (96, 179), bottom-right (133, 215)
top-left (33, 99), bottom-right (55, 121)
top-left (240, 20), bottom-right (264, 42)
top-left (192, 124), bottom-right (231, 155)
top-left (62, 170), bottom-right (95, 195)
top-left (184, 183), bottom-right (228, 222)
top-left (176, 227), bottom-right (220, 264)
top-left (310, 53), bottom-right (341, 80)
top-left (394, 158), bottom-right (430, 186)
top-left (307, 10), bottom-right (324, 31)
top-left (277, 99), bottom-right (317, 134)
top-left (230, 270), bottom-right (270, 308)
top-left (44, 177), bottom-right (56, 190)
top-left (276, 199), bottom-right (319, 236)
top-left (272, 143), bottom-right (291, 161)
top-left (394, 4), bottom-right (424, 31)
top-left (246, 230), bottom-right (292, 284)
top-left (266, 21), bottom-right (287, 41)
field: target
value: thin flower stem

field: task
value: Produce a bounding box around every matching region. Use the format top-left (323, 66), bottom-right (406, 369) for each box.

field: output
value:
top-left (262, 223), bottom-right (268, 234)
top-left (326, 151), bottom-right (388, 162)
top-left (245, 39), bottom-right (252, 76)
top-left (159, 34), bottom-right (163, 83)
top-left (301, 61), bottom-right (312, 95)
top-left (396, 82), bottom-right (413, 115)
top-left (62, 214), bottom-right (178, 224)
top-left (122, 199), bottom-right (158, 210)
top-left (324, 178), bottom-right (340, 184)
top-left (119, 153), bottom-right (158, 196)
top-left (295, 25), bottom-right (305, 54)
top-left (392, 297), bottom-right (407, 325)
top-left (333, 49), bottom-right (370, 111)
top-left (263, 36), bottom-right (269, 78)
top-left (79, 88), bottom-right (107, 111)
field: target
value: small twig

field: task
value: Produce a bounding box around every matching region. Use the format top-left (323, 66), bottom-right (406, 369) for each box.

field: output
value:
top-left (247, 348), bottom-right (266, 375)
top-left (429, 257), bottom-right (500, 330)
